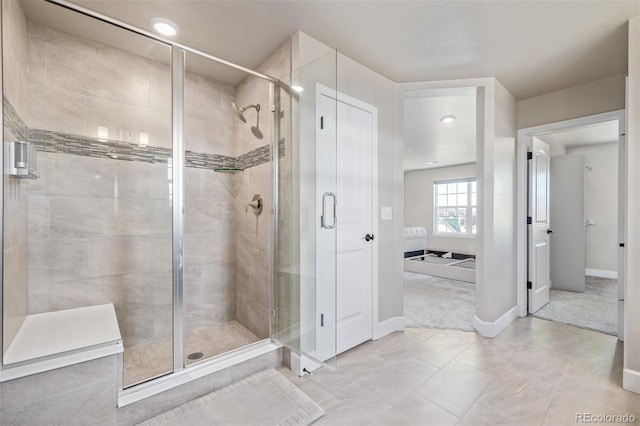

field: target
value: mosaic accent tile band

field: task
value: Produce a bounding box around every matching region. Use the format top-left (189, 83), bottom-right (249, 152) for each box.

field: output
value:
top-left (186, 150), bottom-right (236, 170)
top-left (236, 145), bottom-right (271, 170)
top-left (3, 97), bottom-right (279, 171)
top-left (29, 128), bottom-right (176, 164)
top-left (2, 96), bottom-right (28, 142)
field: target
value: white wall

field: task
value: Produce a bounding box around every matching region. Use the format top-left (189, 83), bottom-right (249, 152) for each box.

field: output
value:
top-left (477, 80), bottom-right (518, 328)
top-left (518, 75), bottom-right (626, 129)
top-left (404, 164), bottom-right (476, 254)
top-left (624, 15), bottom-right (640, 395)
top-left (336, 52), bottom-right (403, 323)
top-left (565, 143), bottom-right (618, 273)
top-left (549, 154), bottom-right (587, 291)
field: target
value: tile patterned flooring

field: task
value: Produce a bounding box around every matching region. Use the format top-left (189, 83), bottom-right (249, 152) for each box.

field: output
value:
top-left (281, 317), bottom-right (640, 425)
top-left (124, 320), bottom-right (260, 387)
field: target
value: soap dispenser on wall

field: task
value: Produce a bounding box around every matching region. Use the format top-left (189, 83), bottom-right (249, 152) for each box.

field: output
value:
top-left (5, 141), bottom-right (39, 179)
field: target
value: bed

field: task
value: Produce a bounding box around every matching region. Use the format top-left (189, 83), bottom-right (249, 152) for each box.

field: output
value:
top-left (403, 226), bottom-right (476, 283)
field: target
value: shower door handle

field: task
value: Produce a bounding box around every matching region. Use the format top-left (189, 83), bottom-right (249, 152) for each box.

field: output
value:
top-left (321, 192), bottom-right (337, 229)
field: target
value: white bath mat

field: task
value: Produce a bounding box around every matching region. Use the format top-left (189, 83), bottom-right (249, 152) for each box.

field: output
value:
top-left (137, 369), bottom-right (324, 426)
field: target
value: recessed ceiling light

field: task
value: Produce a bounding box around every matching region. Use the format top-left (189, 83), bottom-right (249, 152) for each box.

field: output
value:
top-left (426, 161), bottom-right (438, 165)
top-left (152, 18), bottom-right (178, 37)
top-left (405, 148), bottom-right (413, 152)
top-left (291, 85), bottom-right (304, 93)
top-left (440, 115), bottom-right (456, 124)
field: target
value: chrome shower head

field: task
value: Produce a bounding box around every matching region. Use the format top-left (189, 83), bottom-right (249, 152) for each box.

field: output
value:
top-left (231, 102), bottom-right (261, 124)
top-left (231, 103), bottom-right (262, 138)
top-left (231, 102), bottom-right (247, 123)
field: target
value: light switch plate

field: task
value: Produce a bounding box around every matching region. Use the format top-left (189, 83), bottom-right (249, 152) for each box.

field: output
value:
top-left (381, 207), bottom-right (393, 221)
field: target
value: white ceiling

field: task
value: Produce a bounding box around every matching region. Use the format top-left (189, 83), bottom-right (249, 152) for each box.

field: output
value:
top-left (21, 1), bottom-right (249, 85)
top-left (404, 88), bottom-right (476, 172)
top-left (52, 0), bottom-right (640, 100)
top-left (23, 1), bottom-right (632, 174)
top-left (536, 120), bottom-right (619, 153)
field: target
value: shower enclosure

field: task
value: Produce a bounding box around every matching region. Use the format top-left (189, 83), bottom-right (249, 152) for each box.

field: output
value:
top-left (1, 0), bottom-right (338, 390)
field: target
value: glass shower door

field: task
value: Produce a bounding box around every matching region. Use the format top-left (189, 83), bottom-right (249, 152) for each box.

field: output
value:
top-left (273, 49), bottom-right (338, 369)
top-left (181, 51), bottom-right (272, 366)
top-left (1, 0), bottom-right (174, 387)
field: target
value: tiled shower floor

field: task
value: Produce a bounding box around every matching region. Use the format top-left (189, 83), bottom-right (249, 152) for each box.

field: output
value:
top-left (123, 320), bottom-right (261, 388)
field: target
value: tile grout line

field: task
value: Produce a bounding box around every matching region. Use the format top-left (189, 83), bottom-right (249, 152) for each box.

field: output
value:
top-left (424, 337), bottom-right (494, 423)
top-left (537, 329), bottom-right (585, 426)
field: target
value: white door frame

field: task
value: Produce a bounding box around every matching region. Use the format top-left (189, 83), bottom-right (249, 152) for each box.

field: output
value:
top-left (516, 109), bottom-right (626, 319)
top-left (316, 83), bottom-right (379, 353)
top-left (398, 78), bottom-right (490, 334)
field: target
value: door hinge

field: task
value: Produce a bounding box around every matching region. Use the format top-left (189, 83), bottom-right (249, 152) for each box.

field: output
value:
top-left (527, 152), bottom-right (533, 160)
top-left (320, 314), bottom-right (324, 327)
top-left (527, 216), bottom-right (532, 225)
top-left (620, 243), bottom-right (625, 248)
top-left (320, 116), bottom-right (324, 130)
top-left (527, 281), bottom-right (532, 289)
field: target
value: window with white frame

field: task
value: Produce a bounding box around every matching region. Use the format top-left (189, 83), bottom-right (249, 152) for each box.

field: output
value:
top-left (434, 178), bottom-right (477, 235)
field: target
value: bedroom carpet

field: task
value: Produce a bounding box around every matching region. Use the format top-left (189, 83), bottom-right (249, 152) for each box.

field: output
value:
top-left (404, 271), bottom-right (475, 331)
top-left (532, 276), bottom-right (618, 335)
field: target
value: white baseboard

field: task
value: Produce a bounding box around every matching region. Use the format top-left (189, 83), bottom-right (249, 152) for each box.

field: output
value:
top-left (585, 268), bottom-right (618, 279)
top-left (623, 368), bottom-right (640, 395)
top-left (473, 306), bottom-right (518, 338)
top-left (373, 316), bottom-right (405, 340)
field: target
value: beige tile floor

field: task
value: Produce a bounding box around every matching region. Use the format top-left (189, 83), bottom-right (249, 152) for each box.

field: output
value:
top-left (124, 320), bottom-right (260, 387)
top-left (281, 317), bottom-right (640, 425)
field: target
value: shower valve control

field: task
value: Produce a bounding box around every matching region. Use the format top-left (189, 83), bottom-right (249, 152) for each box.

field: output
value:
top-left (248, 194), bottom-right (263, 216)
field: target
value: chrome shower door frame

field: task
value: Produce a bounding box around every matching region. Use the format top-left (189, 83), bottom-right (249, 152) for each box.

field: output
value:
top-left (171, 46), bottom-right (186, 373)
top-left (0, 0), bottom-right (285, 389)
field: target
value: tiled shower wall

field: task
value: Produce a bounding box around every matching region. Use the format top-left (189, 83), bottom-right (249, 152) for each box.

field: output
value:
top-left (25, 21), bottom-right (176, 349)
top-left (21, 20), bottom-right (271, 348)
top-left (27, 23), bottom-right (173, 149)
top-left (183, 71), bottom-right (237, 333)
top-left (27, 152), bottom-right (175, 347)
top-left (2, 0), bottom-right (29, 355)
top-left (233, 40), bottom-right (291, 339)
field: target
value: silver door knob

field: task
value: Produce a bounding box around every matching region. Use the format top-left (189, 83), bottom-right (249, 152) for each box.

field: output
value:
top-left (365, 234), bottom-right (374, 242)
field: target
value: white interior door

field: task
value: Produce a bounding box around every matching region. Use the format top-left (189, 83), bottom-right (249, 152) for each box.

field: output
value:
top-left (316, 85), bottom-right (377, 354)
top-left (335, 98), bottom-right (375, 354)
top-left (528, 137), bottom-right (551, 313)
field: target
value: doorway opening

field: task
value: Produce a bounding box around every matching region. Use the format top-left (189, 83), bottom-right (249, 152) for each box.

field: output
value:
top-left (402, 87), bottom-right (479, 331)
top-left (518, 110), bottom-right (625, 337)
